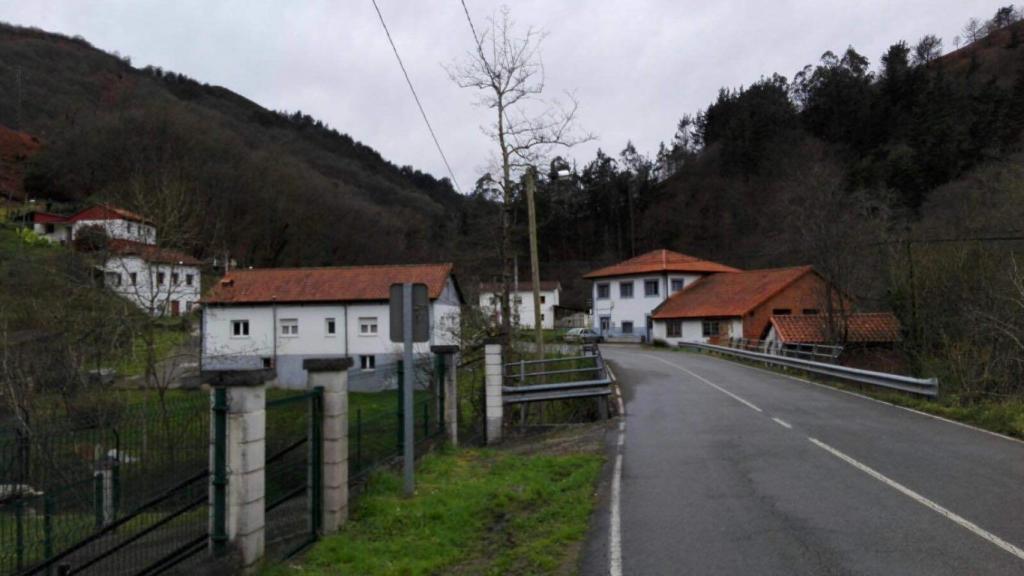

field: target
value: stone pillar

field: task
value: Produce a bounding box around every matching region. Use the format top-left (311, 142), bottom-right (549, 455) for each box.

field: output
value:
top-left (431, 345), bottom-right (460, 447)
top-left (303, 358), bottom-right (353, 535)
top-left (484, 343), bottom-right (503, 445)
top-left (206, 369), bottom-right (273, 570)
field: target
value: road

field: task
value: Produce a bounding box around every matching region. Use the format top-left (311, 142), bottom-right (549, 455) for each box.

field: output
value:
top-left (581, 346), bottom-right (1024, 575)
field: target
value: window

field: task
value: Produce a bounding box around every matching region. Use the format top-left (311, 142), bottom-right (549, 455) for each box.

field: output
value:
top-left (186, 274), bottom-right (194, 287)
top-left (802, 308), bottom-right (819, 315)
top-left (130, 272), bottom-right (137, 286)
top-left (280, 319), bottom-right (298, 337)
top-left (157, 272), bottom-right (166, 286)
top-left (622, 321), bottom-right (634, 334)
top-left (671, 279), bottom-right (685, 293)
top-left (360, 355), bottom-right (376, 370)
top-left (171, 273), bottom-right (180, 285)
top-left (540, 295), bottom-right (546, 304)
top-left (359, 317), bottom-right (378, 336)
top-left (667, 320), bottom-right (682, 338)
top-left (597, 283), bottom-right (610, 299)
top-left (325, 317), bottom-right (337, 336)
top-left (644, 279), bottom-right (660, 297)
top-left (45, 223), bottom-right (55, 234)
top-left (261, 357), bottom-right (273, 369)
top-left (701, 320), bottom-right (720, 338)
top-left (619, 281), bottom-right (634, 299)
top-left (232, 320), bottom-right (250, 337)
top-left (772, 308), bottom-right (791, 316)
top-left (540, 313), bottom-right (545, 321)
top-left (127, 223), bottom-right (134, 234)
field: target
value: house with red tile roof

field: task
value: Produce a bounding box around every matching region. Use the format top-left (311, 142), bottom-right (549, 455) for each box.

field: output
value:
top-left (766, 313), bottom-right (902, 345)
top-left (650, 266), bottom-right (850, 344)
top-left (583, 249), bottom-right (740, 341)
top-left (478, 280), bottom-right (561, 330)
top-left (31, 204), bottom-right (155, 246)
top-left (201, 264), bottom-right (463, 388)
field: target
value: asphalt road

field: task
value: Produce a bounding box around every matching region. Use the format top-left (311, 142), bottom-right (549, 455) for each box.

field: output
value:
top-left (581, 346), bottom-right (1024, 575)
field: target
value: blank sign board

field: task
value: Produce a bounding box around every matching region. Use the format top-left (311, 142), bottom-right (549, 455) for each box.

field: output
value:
top-left (389, 283), bottom-right (430, 343)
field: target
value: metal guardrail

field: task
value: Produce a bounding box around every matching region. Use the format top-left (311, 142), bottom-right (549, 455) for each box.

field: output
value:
top-left (678, 341), bottom-right (939, 397)
top-left (723, 337), bottom-right (843, 364)
top-left (502, 346), bottom-right (612, 405)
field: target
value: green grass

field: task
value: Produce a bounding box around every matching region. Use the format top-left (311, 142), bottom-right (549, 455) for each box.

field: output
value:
top-left (112, 326), bottom-right (190, 378)
top-left (263, 449), bottom-right (603, 576)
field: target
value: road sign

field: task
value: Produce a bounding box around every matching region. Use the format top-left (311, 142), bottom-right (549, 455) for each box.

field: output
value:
top-left (389, 283), bottom-right (429, 343)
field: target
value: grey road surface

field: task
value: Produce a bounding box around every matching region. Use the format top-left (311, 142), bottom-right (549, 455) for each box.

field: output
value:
top-left (581, 346), bottom-right (1024, 575)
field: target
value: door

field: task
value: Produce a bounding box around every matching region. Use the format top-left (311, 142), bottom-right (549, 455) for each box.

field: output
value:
top-left (599, 316), bottom-right (611, 334)
top-left (170, 300), bottom-right (180, 317)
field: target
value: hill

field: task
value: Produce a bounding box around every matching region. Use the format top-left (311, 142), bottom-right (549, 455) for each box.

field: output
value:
top-left (0, 22), bottom-right (472, 268)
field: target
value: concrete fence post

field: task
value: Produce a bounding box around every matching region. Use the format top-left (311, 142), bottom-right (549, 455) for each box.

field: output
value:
top-left (431, 345), bottom-right (461, 447)
top-left (303, 358), bottom-right (353, 535)
top-left (484, 343), bottom-right (503, 444)
top-left (205, 369), bottom-right (273, 571)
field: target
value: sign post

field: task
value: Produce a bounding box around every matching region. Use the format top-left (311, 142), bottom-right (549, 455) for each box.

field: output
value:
top-left (390, 283), bottom-right (429, 497)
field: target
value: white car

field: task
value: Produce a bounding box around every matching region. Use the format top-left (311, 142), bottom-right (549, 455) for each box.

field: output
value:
top-left (564, 327), bottom-right (603, 343)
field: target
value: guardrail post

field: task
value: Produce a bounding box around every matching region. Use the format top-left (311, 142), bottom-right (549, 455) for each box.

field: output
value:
top-left (205, 369), bottom-right (273, 570)
top-left (303, 358), bottom-right (352, 535)
top-left (484, 342), bottom-right (503, 445)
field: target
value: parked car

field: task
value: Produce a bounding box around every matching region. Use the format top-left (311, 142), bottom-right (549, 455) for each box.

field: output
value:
top-left (564, 327), bottom-right (603, 343)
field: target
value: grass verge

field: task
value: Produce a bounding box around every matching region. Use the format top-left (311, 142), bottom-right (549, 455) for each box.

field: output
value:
top-left (675, 348), bottom-right (1024, 439)
top-left (264, 448), bottom-right (603, 576)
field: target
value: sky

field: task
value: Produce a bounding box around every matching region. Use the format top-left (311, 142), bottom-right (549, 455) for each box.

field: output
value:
top-left (0, 0), bottom-right (1005, 192)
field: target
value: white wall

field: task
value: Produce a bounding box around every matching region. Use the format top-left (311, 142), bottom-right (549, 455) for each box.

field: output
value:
top-left (653, 317), bottom-right (743, 345)
top-left (479, 288), bottom-right (559, 329)
top-left (591, 273), bottom-right (703, 336)
top-left (73, 219), bottom-right (157, 245)
top-left (203, 283), bottom-right (463, 387)
top-left (32, 222), bottom-right (72, 245)
top-left (104, 256), bottom-right (201, 316)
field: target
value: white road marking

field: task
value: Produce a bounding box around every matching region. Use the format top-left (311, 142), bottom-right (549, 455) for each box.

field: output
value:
top-left (705, 353), bottom-right (1024, 446)
top-left (772, 417), bottom-right (792, 429)
top-left (808, 437), bottom-right (1024, 562)
top-left (609, 428), bottom-right (624, 576)
top-left (645, 354), bottom-right (762, 412)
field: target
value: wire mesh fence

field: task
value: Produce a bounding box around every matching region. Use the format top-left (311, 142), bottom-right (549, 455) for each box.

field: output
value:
top-left (0, 391), bottom-right (209, 576)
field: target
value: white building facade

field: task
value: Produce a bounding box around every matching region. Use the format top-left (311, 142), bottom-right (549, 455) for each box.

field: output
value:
top-left (32, 205), bottom-right (156, 245)
top-left (201, 264), bottom-right (463, 388)
top-left (103, 254), bottom-right (202, 317)
top-left (478, 281), bottom-right (561, 330)
top-left (583, 249), bottom-right (739, 341)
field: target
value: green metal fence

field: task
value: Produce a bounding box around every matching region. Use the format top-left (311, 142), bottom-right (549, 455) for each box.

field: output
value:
top-left (0, 392), bottom-right (209, 576)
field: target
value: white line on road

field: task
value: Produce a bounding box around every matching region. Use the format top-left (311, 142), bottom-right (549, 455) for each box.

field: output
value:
top-left (808, 437), bottom-right (1024, 562)
top-left (645, 354), bottom-right (762, 412)
top-left (772, 417), bottom-right (792, 429)
top-left (609, 426), bottom-right (624, 576)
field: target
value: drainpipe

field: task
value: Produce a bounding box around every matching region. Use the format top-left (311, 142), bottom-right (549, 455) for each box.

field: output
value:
top-left (343, 304), bottom-right (349, 357)
top-left (272, 297), bottom-right (278, 369)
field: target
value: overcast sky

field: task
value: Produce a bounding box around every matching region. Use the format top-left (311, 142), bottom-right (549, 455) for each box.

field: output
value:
top-left (0, 0), bottom-right (1004, 191)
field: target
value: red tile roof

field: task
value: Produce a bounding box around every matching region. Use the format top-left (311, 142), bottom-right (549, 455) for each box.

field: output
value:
top-left (107, 239), bottom-right (201, 266)
top-left (583, 249), bottom-right (739, 279)
top-left (32, 212), bottom-right (71, 224)
top-left (203, 263), bottom-right (456, 305)
top-left (652, 266), bottom-right (814, 319)
top-left (770, 313), bottom-right (902, 344)
top-left (31, 204), bottom-right (150, 225)
top-left (479, 280), bottom-right (561, 293)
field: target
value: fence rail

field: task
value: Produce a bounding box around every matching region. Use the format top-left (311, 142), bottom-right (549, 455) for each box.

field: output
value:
top-left (718, 337), bottom-right (843, 363)
top-left (501, 345), bottom-right (613, 407)
top-left (678, 341), bottom-right (938, 397)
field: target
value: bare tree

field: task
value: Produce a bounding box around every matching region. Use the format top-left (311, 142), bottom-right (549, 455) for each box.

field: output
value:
top-left (447, 5), bottom-right (592, 343)
top-left (963, 17), bottom-right (983, 44)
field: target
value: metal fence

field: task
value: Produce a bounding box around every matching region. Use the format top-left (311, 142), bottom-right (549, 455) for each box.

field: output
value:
top-left (718, 337), bottom-right (844, 363)
top-left (502, 344), bottom-right (612, 422)
top-left (0, 392), bottom-right (210, 576)
top-left (678, 341), bottom-right (939, 397)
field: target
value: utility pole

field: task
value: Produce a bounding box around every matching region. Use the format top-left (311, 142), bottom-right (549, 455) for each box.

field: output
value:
top-left (525, 167), bottom-right (544, 361)
top-left (15, 66), bottom-right (23, 130)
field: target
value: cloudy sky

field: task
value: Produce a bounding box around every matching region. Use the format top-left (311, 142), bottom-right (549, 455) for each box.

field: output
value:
top-left (0, 0), bottom-right (1003, 191)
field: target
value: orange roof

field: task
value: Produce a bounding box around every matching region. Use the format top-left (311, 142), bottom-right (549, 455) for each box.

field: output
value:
top-left (652, 266), bottom-right (814, 319)
top-left (770, 313), bottom-right (902, 344)
top-left (107, 239), bottom-right (201, 266)
top-left (70, 205), bottom-right (150, 224)
top-left (204, 263), bottom-right (457, 305)
top-left (583, 249), bottom-right (739, 279)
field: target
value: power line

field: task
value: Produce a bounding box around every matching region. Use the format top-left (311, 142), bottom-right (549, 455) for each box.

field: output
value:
top-left (370, 0), bottom-right (462, 193)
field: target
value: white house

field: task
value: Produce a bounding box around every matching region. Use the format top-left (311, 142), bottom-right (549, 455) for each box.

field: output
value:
top-left (102, 240), bottom-right (202, 317)
top-left (201, 263), bottom-right (463, 388)
top-left (583, 249), bottom-right (739, 341)
top-left (32, 205), bottom-right (157, 245)
top-left (478, 281), bottom-right (561, 330)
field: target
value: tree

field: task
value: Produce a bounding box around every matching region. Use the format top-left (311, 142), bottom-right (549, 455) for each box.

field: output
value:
top-left (963, 17), bottom-right (983, 44)
top-left (912, 35), bottom-right (943, 66)
top-left (447, 6), bottom-right (591, 342)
